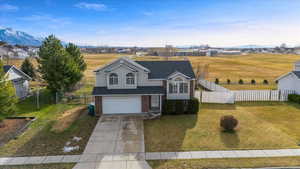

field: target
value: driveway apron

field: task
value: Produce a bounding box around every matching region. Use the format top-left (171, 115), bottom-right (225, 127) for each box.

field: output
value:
top-left (73, 115), bottom-right (151, 169)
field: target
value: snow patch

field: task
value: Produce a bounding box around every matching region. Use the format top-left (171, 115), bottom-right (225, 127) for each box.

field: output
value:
top-left (63, 146), bottom-right (79, 153)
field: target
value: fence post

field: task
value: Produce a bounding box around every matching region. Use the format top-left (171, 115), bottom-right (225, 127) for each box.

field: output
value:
top-left (278, 90), bottom-right (281, 101)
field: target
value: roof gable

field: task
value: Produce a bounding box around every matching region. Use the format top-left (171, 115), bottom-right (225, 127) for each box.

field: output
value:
top-left (135, 60), bottom-right (195, 79)
top-left (3, 65), bottom-right (31, 81)
top-left (95, 57), bottom-right (150, 73)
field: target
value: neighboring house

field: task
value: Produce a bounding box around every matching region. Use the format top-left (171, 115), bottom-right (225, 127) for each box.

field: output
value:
top-left (3, 65), bottom-right (31, 98)
top-left (277, 61), bottom-right (300, 94)
top-left (92, 57), bottom-right (196, 115)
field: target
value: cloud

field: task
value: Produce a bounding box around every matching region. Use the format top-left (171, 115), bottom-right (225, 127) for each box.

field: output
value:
top-left (74, 2), bottom-right (107, 11)
top-left (20, 14), bottom-right (71, 25)
top-left (0, 4), bottom-right (18, 11)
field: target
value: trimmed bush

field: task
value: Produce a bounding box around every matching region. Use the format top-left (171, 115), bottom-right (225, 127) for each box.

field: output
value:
top-left (215, 78), bottom-right (219, 84)
top-left (162, 98), bottom-right (199, 115)
top-left (251, 79), bottom-right (256, 84)
top-left (238, 79), bottom-right (244, 84)
top-left (187, 98), bottom-right (200, 114)
top-left (175, 100), bottom-right (185, 114)
top-left (288, 94), bottom-right (300, 103)
top-left (275, 80), bottom-right (278, 84)
top-left (220, 115), bottom-right (238, 131)
top-left (227, 79), bottom-right (231, 84)
top-left (263, 79), bottom-right (269, 85)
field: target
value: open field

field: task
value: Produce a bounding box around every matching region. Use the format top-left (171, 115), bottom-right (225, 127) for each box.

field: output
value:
top-left (148, 157), bottom-right (300, 169)
top-left (9, 53), bottom-right (300, 91)
top-left (144, 102), bottom-right (300, 152)
top-left (0, 91), bottom-right (98, 157)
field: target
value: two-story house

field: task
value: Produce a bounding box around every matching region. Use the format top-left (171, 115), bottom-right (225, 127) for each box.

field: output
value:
top-left (92, 57), bottom-right (195, 116)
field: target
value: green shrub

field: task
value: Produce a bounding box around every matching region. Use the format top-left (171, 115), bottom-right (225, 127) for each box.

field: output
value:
top-left (220, 115), bottom-right (238, 131)
top-left (288, 94), bottom-right (300, 103)
top-left (175, 100), bottom-right (185, 114)
top-left (263, 79), bottom-right (269, 84)
top-left (215, 78), bottom-right (219, 84)
top-left (227, 79), bottom-right (231, 84)
top-left (251, 79), bottom-right (256, 84)
top-left (162, 98), bottom-right (199, 115)
top-left (238, 79), bottom-right (244, 84)
top-left (187, 98), bottom-right (199, 114)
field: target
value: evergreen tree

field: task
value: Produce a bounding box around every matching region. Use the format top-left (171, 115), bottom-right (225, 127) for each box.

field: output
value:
top-left (37, 35), bottom-right (83, 94)
top-left (21, 58), bottom-right (36, 80)
top-left (65, 43), bottom-right (87, 71)
top-left (0, 60), bottom-right (17, 125)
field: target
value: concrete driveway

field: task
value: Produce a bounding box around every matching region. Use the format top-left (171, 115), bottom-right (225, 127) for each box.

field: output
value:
top-left (73, 115), bottom-right (151, 169)
top-left (84, 115), bottom-right (145, 154)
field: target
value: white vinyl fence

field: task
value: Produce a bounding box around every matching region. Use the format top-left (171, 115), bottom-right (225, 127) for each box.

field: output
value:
top-left (198, 79), bottom-right (230, 92)
top-left (199, 90), bottom-right (295, 104)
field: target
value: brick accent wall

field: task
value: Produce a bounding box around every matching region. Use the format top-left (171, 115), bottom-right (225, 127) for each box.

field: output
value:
top-left (141, 95), bottom-right (149, 113)
top-left (190, 80), bottom-right (195, 99)
top-left (95, 96), bottom-right (102, 116)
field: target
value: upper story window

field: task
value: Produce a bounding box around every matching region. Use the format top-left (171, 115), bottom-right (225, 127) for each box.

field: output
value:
top-left (169, 77), bottom-right (188, 94)
top-left (126, 73), bottom-right (135, 85)
top-left (109, 73), bottom-right (118, 85)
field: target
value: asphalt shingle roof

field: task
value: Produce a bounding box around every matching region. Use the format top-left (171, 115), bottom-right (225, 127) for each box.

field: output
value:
top-left (135, 60), bottom-right (195, 79)
top-left (293, 71), bottom-right (300, 78)
top-left (92, 86), bottom-right (165, 95)
top-left (3, 65), bottom-right (12, 73)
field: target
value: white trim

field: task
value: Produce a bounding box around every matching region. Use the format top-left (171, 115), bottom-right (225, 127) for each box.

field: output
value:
top-left (168, 71), bottom-right (191, 79)
top-left (5, 66), bottom-right (32, 81)
top-left (93, 94), bottom-right (164, 96)
top-left (276, 72), bottom-right (298, 81)
top-left (94, 57), bottom-right (150, 73)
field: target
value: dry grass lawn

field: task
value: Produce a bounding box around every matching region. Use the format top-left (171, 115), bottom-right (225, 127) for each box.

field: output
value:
top-left (148, 157), bottom-right (300, 169)
top-left (144, 102), bottom-right (300, 152)
top-left (51, 106), bottom-right (87, 133)
top-left (9, 53), bottom-right (300, 91)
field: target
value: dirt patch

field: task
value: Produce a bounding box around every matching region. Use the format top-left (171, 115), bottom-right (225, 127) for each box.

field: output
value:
top-left (51, 106), bottom-right (88, 133)
top-left (0, 119), bottom-right (32, 146)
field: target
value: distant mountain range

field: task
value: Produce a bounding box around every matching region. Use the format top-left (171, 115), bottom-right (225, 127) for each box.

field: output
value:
top-left (0, 27), bottom-right (42, 46)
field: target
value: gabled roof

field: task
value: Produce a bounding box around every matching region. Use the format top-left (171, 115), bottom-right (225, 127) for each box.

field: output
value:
top-left (95, 57), bottom-right (150, 73)
top-left (292, 71), bottom-right (300, 78)
top-left (3, 65), bottom-right (12, 73)
top-left (2, 65), bottom-right (31, 81)
top-left (135, 60), bottom-right (195, 79)
top-left (277, 71), bottom-right (300, 81)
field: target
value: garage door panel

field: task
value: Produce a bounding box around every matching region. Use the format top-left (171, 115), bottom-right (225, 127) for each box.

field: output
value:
top-left (103, 96), bottom-right (141, 114)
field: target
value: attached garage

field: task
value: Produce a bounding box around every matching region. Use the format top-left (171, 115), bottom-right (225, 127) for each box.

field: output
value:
top-left (102, 96), bottom-right (141, 114)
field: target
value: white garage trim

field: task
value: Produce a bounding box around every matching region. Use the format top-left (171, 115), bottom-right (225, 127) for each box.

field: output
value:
top-left (103, 96), bottom-right (142, 114)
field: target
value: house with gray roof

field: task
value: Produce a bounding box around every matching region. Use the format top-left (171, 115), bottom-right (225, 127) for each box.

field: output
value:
top-left (277, 61), bottom-right (300, 94)
top-left (92, 57), bottom-right (196, 116)
top-left (3, 65), bottom-right (31, 98)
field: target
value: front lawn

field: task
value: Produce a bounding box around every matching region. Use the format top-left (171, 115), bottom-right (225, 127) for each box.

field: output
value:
top-left (0, 91), bottom-right (98, 157)
top-left (144, 102), bottom-right (300, 152)
top-left (148, 157), bottom-right (300, 169)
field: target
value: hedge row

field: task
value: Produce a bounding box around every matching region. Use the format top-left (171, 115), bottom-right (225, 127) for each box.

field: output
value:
top-left (162, 98), bottom-right (199, 115)
top-left (288, 94), bottom-right (300, 103)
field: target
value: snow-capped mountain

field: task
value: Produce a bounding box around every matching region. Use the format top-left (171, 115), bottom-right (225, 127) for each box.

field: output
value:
top-left (0, 27), bottom-right (42, 46)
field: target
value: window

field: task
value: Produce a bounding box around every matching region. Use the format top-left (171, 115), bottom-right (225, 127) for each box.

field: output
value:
top-left (109, 73), bottom-right (118, 85)
top-left (169, 77), bottom-right (188, 94)
top-left (126, 73), bottom-right (135, 85)
top-left (179, 83), bottom-right (188, 93)
top-left (169, 83), bottom-right (178, 94)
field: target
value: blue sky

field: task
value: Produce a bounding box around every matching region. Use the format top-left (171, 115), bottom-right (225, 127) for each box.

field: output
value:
top-left (1, 0), bottom-right (300, 47)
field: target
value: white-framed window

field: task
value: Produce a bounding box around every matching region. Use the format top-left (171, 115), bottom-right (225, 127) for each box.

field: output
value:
top-left (169, 77), bottom-right (188, 94)
top-left (126, 73), bottom-right (135, 85)
top-left (109, 73), bottom-right (118, 85)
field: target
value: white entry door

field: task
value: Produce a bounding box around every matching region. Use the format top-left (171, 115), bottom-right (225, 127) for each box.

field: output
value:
top-left (103, 96), bottom-right (141, 114)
